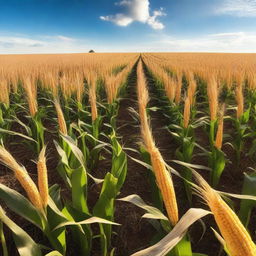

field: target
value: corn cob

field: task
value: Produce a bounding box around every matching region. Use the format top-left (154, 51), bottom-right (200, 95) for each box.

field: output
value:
top-left (215, 105), bottom-right (225, 149)
top-left (175, 70), bottom-right (182, 105)
top-left (0, 146), bottom-right (43, 210)
top-left (89, 86), bottom-right (98, 122)
top-left (150, 147), bottom-right (179, 226)
top-left (0, 78), bottom-right (10, 106)
top-left (236, 83), bottom-right (244, 119)
top-left (183, 96), bottom-right (191, 129)
top-left (137, 60), bottom-right (179, 226)
top-left (194, 171), bottom-right (256, 256)
top-left (24, 77), bottom-right (38, 117)
top-left (187, 72), bottom-right (197, 106)
top-left (207, 76), bottom-right (218, 121)
top-left (37, 146), bottom-right (48, 208)
top-left (54, 99), bottom-right (68, 135)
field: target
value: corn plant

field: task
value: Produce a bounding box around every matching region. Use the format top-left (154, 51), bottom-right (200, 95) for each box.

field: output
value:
top-left (229, 106), bottom-right (251, 165)
top-left (0, 103), bottom-right (13, 142)
top-left (54, 130), bottom-right (127, 256)
top-left (135, 60), bottom-right (198, 256)
top-left (0, 146), bottom-right (67, 254)
top-left (93, 131), bottom-right (127, 255)
top-left (207, 105), bottom-right (226, 187)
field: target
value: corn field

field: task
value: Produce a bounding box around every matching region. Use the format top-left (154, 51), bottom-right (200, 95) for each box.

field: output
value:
top-left (1, 52), bottom-right (256, 256)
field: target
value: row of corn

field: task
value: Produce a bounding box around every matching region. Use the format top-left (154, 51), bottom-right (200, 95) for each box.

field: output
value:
top-left (134, 54), bottom-right (256, 255)
top-left (1, 52), bottom-right (256, 255)
top-left (0, 54), bottom-right (138, 256)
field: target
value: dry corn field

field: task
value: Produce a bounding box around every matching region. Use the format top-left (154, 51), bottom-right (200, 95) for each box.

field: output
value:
top-left (1, 52), bottom-right (256, 256)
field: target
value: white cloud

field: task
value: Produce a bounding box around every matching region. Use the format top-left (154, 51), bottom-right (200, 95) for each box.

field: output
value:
top-left (0, 35), bottom-right (87, 54)
top-left (140, 32), bottom-right (256, 53)
top-left (100, 0), bottom-right (166, 30)
top-left (147, 8), bottom-right (165, 30)
top-left (100, 14), bottom-right (133, 26)
top-left (217, 0), bottom-right (256, 17)
top-left (1, 32), bottom-right (256, 54)
top-left (56, 35), bottom-right (75, 42)
top-left (0, 37), bottom-right (45, 48)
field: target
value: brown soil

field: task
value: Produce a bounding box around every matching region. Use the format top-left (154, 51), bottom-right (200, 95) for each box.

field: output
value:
top-left (113, 60), bottom-right (155, 255)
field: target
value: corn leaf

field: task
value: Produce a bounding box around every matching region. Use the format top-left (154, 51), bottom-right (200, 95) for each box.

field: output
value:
top-left (0, 184), bottom-right (43, 229)
top-left (130, 208), bottom-right (211, 256)
top-left (0, 128), bottom-right (37, 142)
top-left (118, 194), bottom-right (168, 221)
top-left (71, 166), bottom-right (88, 213)
top-left (0, 206), bottom-right (42, 256)
top-left (0, 221), bottom-right (8, 256)
top-left (53, 216), bottom-right (120, 231)
top-left (238, 172), bottom-right (256, 227)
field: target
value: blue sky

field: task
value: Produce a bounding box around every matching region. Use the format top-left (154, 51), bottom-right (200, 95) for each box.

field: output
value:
top-left (0, 0), bottom-right (256, 53)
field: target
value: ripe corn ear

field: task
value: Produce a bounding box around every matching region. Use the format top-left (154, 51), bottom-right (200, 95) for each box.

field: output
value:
top-left (37, 146), bottom-right (48, 208)
top-left (54, 99), bottom-right (68, 135)
top-left (215, 105), bottom-right (225, 149)
top-left (183, 96), bottom-right (191, 129)
top-left (137, 60), bottom-right (179, 226)
top-left (194, 171), bottom-right (256, 256)
top-left (0, 146), bottom-right (43, 210)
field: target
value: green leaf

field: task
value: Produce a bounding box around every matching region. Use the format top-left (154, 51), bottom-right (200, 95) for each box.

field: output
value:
top-left (54, 140), bottom-right (69, 167)
top-left (93, 172), bottom-right (118, 218)
top-left (61, 135), bottom-right (85, 168)
top-left (111, 136), bottom-right (127, 191)
top-left (0, 221), bottom-right (8, 256)
top-left (49, 185), bottom-right (63, 210)
top-left (0, 128), bottom-right (37, 142)
top-left (0, 184), bottom-right (43, 229)
top-left (238, 172), bottom-right (256, 227)
top-left (53, 216), bottom-right (120, 231)
top-left (46, 191), bottom-right (67, 254)
top-left (61, 204), bottom-right (92, 255)
top-left (240, 107), bottom-right (250, 123)
top-left (0, 206), bottom-right (42, 256)
top-left (210, 148), bottom-right (226, 187)
top-left (172, 235), bottom-right (192, 256)
top-left (118, 194), bottom-right (168, 221)
top-left (71, 167), bottom-right (88, 213)
top-left (93, 172), bottom-right (118, 252)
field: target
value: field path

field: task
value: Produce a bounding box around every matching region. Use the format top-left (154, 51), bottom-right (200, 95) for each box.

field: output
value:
top-left (113, 57), bottom-right (155, 255)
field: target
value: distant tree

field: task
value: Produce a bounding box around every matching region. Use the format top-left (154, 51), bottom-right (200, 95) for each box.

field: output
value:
top-left (89, 49), bottom-right (95, 53)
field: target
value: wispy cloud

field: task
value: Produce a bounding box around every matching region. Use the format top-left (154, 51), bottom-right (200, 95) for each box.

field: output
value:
top-left (0, 34), bottom-right (87, 54)
top-left (216, 0), bottom-right (256, 17)
top-left (1, 32), bottom-right (256, 54)
top-left (56, 35), bottom-right (75, 42)
top-left (100, 0), bottom-right (166, 30)
top-left (0, 36), bottom-right (45, 48)
top-left (140, 32), bottom-right (256, 52)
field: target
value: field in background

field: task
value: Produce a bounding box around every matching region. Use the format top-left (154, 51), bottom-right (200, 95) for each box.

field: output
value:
top-left (1, 52), bottom-right (256, 256)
